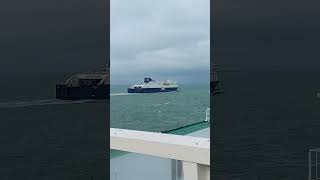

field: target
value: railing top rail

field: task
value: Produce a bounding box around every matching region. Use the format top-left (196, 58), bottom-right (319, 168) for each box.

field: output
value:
top-left (110, 128), bottom-right (210, 165)
top-left (310, 148), bottom-right (320, 152)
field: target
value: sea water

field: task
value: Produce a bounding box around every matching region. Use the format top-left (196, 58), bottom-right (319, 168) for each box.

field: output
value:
top-left (110, 84), bottom-right (210, 132)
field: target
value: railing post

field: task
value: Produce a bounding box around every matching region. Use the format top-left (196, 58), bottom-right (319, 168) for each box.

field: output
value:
top-left (183, 161), bottom-right (210, 180)
top-left (309, 150), bottom-right (312, 180)
top-left (171, 160), bottom-right (177, 180)
top-left (205, 108), bottom-right (210, 122)
top-left (316, 151), bottom-right (318, 180)
top-left (172, 160), bottom-right (183, 180)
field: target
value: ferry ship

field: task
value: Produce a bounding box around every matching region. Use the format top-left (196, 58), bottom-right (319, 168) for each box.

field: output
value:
top-left (128, 77), bottom-right (178, 93)
top-left (56, 64), bottom-right (109, 100)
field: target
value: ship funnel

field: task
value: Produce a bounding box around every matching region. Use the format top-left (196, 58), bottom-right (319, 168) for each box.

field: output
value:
top-left (144, 77), bottom-right (152, 83)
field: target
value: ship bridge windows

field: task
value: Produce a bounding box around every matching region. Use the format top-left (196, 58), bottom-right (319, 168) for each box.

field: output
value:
top-left (134, 86), bottom-right (142, 89)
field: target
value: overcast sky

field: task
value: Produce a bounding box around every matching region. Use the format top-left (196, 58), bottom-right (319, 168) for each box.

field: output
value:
top-left (110, 0), bottom-right (210, 84)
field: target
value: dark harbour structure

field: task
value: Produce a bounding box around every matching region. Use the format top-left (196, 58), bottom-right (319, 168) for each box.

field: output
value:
top-left (56, 64), bottom-right (110, 100)
top-left (211, 63), bottom-right (223, 95)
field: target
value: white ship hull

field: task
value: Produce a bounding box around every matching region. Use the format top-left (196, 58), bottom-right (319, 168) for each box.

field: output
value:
top-left (128, 77), bottom-right (179, 93)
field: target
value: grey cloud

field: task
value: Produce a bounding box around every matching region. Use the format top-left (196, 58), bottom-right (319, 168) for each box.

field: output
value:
top-left (111, 0), bottom-right (210, 84)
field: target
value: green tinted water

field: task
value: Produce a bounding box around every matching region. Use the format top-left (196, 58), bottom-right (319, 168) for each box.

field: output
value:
top-left (110, 84), bottom-right (210, 132)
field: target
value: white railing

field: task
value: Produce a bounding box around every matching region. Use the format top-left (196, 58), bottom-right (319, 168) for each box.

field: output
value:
top-left (205, 108), bottom-right (210, 122)
top-left (309, 148), bottom-right (320, 180)
top-left (110, 128), bottom-right (210, 180)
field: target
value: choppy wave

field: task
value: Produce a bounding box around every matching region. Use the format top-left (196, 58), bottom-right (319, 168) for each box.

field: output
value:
top-left (0, 99), bottom-right (104, 109)
top-left (151, 102), bottom-right (172, 107)
top-left (110, 93), bottom-right (137, 97)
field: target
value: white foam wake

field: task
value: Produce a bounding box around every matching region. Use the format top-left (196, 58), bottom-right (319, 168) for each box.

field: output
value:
top-left (110, 93), bottom-right (137, 97)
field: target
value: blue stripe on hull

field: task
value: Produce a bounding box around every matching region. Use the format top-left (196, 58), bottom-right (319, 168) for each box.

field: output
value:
top-left (128, 87), bottom-right (178, 93)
